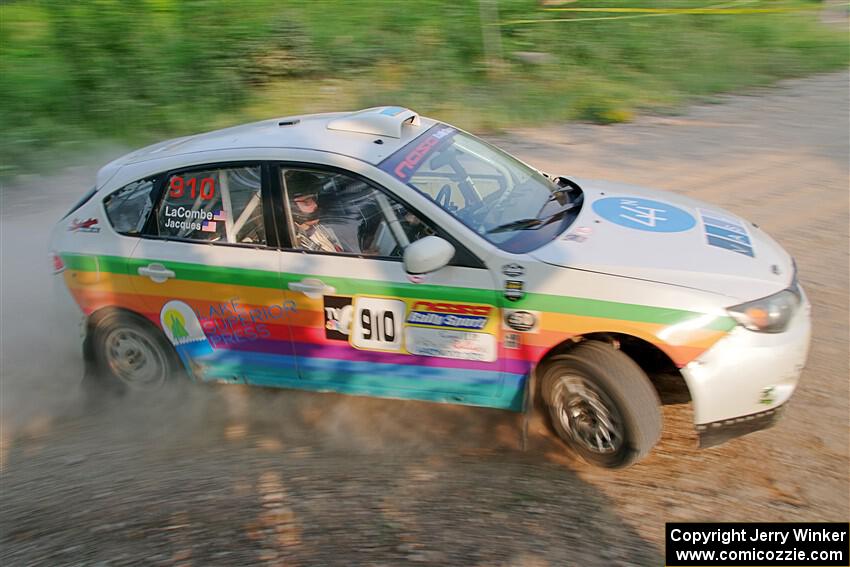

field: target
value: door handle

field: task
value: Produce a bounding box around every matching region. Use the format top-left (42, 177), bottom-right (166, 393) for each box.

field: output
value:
top-left (288, 278), bottom-right (336, 298)
top-left (138, 263), bottom-right (175, 283)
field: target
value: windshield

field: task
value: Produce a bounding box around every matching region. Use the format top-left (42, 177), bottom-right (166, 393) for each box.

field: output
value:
top-left (379, 124), bottom-right (581, 253)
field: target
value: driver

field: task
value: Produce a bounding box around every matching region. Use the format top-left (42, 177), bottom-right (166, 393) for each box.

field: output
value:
top-left (286, 170), bottom-right (345, 253)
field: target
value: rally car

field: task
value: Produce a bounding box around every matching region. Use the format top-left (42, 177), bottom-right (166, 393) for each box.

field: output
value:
top-left (49, 106), bottom-right (811, 468)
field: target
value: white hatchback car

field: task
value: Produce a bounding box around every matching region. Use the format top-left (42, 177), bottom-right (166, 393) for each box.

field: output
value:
top-left (50, 106), bottom-right (811, 468)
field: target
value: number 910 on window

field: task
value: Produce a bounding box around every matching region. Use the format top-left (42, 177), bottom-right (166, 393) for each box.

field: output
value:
top-left (350, 297), bottom-right (406, 352)
top-left (169, 176), bottom-right (216, 200)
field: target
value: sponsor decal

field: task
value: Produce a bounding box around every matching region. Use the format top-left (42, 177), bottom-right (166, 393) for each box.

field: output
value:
top-left (504, 280), bottom-right (525, 302)
top-left (343, 296), bottom-right (498, 357)
top-left (501, 263), bottom-right (525, 278)
top-left (68, 218), bottom-right (101, 233)
top-left (160, 300), bottom-right (215, 358)
top-left (503, 332), bottom-right (520, 350)
top-left (379, 124), bottom-right (457, 182)
top-left (324, 296), bottom-right (354, 341)
top-left (698, 208), bottom-right (754, 257)
top-left (168, 176), bottom-right (216, 200)
top-left (406, 301), bottom-right (492, 331)
top-left (592, 197), bottom-right (696, 233)
top-left (379, 106), bottom-right (406, 116)
top-left (503, 310), bottom-right (539, 333)
top-left (405, 327), bottom-right (497, 362)
top-left (759, 386), bottom-right (776, 405)
top-left (575, 226), bottom-right (592, 235)
top-left (562, 233), bottom-right (587, 243)
top-left (162, 205), bottom-right (223, 233)
top-left (193, 297), bottom-right (296, 347)
top-left (350, 296), bottom-right (406, 352)
top-left (163, 205), bottom-right (217, 221)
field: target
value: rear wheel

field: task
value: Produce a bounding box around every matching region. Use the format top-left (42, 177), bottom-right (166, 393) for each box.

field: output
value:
top-left (540, 341), bottom-right (662, 468)
top-left (89, 310), bottom-right (182, 394)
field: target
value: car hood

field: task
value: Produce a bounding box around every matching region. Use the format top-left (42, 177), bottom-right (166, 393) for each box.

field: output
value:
top-left (530, 179), bottom-right (793, 302)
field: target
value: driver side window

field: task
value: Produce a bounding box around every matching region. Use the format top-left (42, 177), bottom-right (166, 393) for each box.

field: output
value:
top-left (281, 168), bottom-right (434, 257)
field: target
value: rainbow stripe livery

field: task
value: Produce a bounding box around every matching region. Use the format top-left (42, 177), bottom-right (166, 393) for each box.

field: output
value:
top-left (62, 252), bottom-right (735, 412)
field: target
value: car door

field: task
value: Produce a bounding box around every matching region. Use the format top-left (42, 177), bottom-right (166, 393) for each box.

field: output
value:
top-left (274, 164), bottom-right (513, 409)
top-left (127, 162), bottom-right (298, 385)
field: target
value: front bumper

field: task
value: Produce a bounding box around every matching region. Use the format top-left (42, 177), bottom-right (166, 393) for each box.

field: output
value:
top-left (681, 288), bottom-right (811, 444)
top-left (696, 404), bottom-right (785, 448)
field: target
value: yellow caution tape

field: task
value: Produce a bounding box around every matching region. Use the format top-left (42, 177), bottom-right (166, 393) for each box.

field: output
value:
top-left (542, 7), bottom-right (809, 14)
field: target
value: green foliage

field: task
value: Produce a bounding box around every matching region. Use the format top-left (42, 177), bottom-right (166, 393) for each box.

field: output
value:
top-left (0, 0), bottom-right (847, 176)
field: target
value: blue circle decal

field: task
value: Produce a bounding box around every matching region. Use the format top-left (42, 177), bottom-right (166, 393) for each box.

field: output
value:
top-left (592, 197), bottom-right (695, 233)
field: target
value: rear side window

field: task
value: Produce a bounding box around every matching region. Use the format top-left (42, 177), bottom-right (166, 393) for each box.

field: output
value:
top-left (104, 180), bottom-right (156, 234)
top-left (156, 166), bottom-right (265, 245)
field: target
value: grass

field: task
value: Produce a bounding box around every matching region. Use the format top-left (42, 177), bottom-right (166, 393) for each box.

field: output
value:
top-left (0, 0), bottom-right (847, 177)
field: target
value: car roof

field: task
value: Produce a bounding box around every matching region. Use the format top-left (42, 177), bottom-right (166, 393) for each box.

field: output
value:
top-left (98, 107), bottom-right (437, 187)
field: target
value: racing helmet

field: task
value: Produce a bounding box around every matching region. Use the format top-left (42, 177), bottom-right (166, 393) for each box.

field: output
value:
top-left (286, 170), bottom-right (323, 224)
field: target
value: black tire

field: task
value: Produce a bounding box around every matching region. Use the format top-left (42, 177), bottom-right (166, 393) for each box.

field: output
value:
top-left (88, 310), bottom-right (182, 396)
top-left (539, 341), bottom-right (662, 468)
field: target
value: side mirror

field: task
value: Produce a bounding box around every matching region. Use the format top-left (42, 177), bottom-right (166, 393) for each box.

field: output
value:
top-left (403, 236), bottom-right (455, 275)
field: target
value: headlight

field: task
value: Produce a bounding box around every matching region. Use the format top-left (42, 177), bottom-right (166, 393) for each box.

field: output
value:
top-left (727, 288), bottom-right (800, 333)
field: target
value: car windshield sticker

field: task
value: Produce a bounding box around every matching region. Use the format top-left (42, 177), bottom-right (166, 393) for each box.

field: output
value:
top-left (592, 197), bottom-right (696, 233)
top-left (68, 217), bottom-right (101, 233)
top-left (324, 296), bottom-right (354, 341)
top-left (379, 123), bottom-right (457, 183)
top-left (698, 209), bottom-right (754, 257)
top-left (350, 297), bottom-right (406, 352)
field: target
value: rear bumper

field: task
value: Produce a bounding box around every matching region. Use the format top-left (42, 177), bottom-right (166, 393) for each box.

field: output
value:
top-left (682, 288), bottom-right (811, 442)
top-left (52, 271), bottom-right (86, 345)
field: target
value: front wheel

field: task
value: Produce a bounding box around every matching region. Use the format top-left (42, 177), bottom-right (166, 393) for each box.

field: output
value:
top-left (89, 310), bottom-right (182, 395)
top-left (539, 341), bottom-right (662, 468)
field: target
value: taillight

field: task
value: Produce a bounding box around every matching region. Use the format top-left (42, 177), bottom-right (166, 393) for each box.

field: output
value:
top-left (50, 253), bottom-right (65, 273)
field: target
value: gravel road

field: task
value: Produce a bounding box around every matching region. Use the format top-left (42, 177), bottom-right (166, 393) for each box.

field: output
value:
top-left (1, 71), bottom-right (848, 566)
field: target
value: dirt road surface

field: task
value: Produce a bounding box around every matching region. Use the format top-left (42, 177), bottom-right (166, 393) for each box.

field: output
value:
top-left (2, 71), bottom-right (848, 566)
